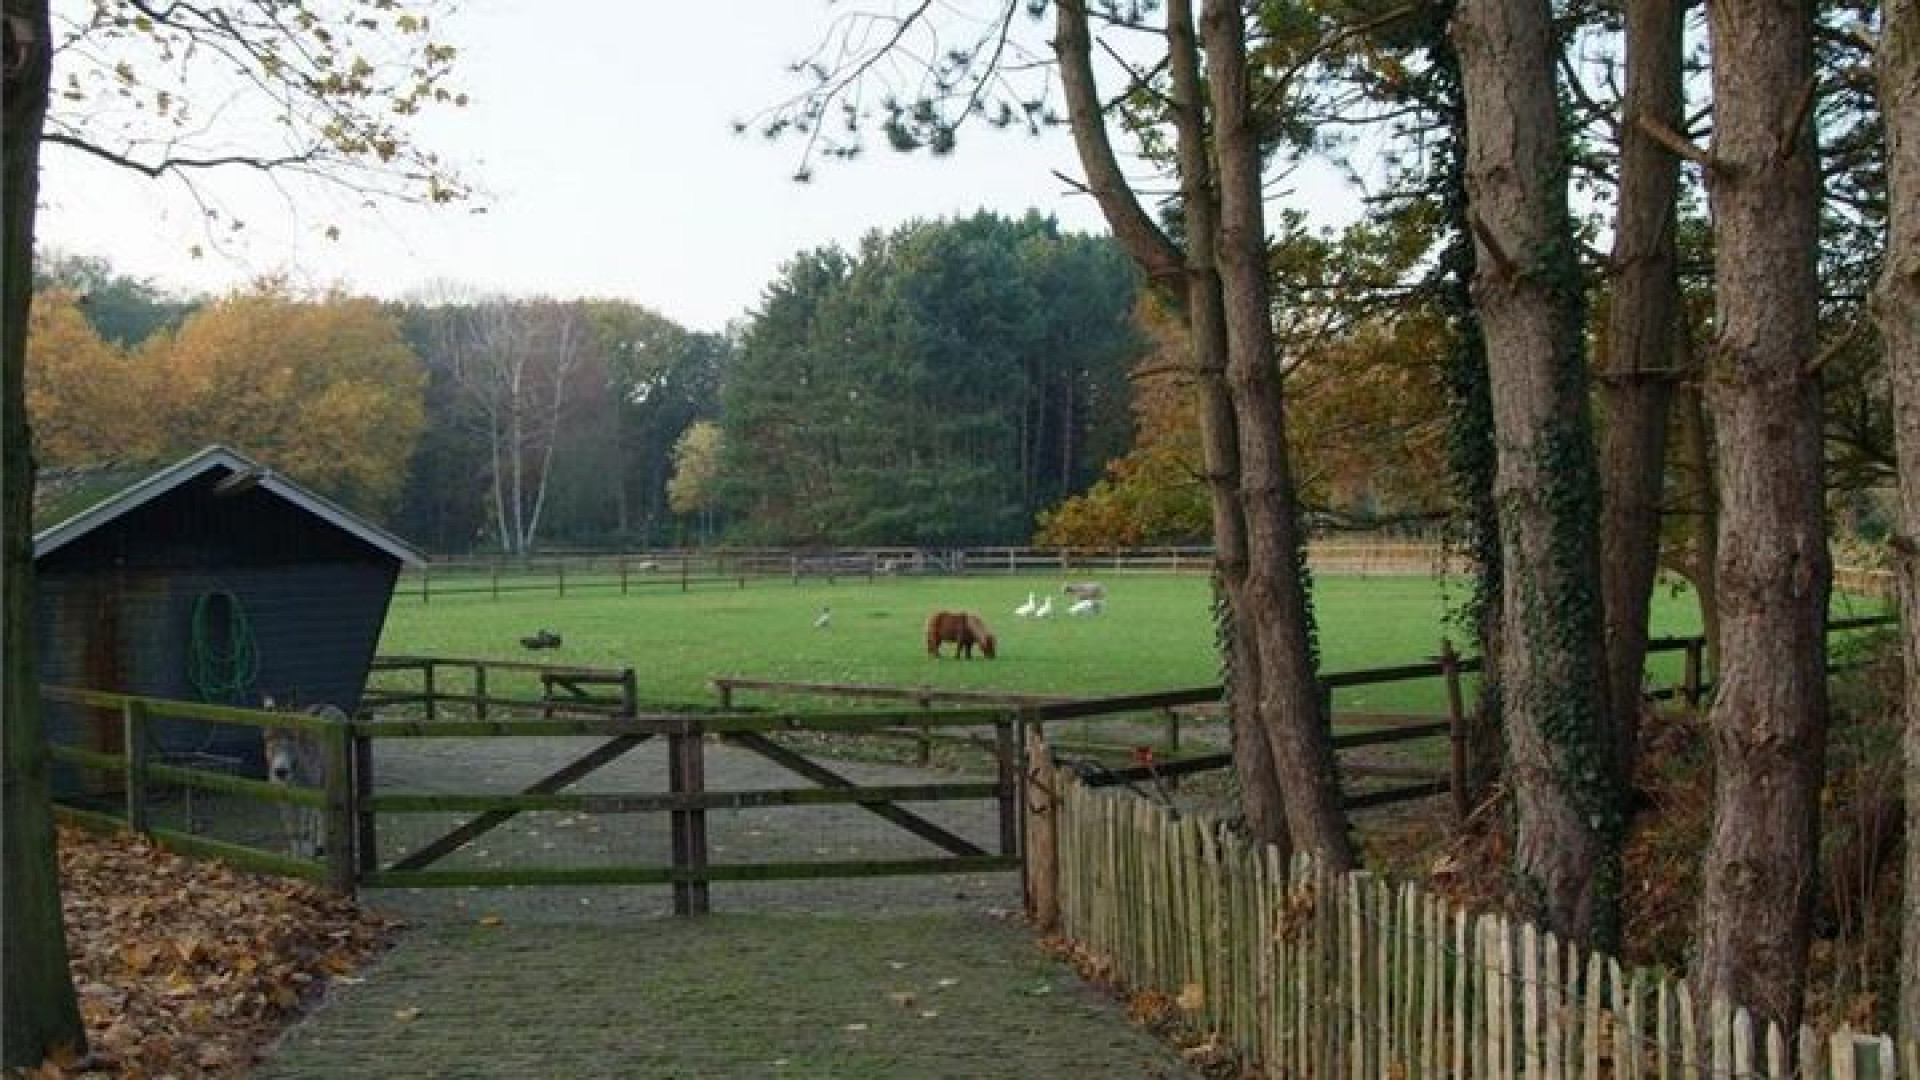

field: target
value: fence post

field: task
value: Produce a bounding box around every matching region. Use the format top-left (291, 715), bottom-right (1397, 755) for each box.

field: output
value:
top-left (621, 668), bottom-right (638, 718)
top-left (423, 661), bottom-right (439, 724)
top-left (995, 713), bottom-right (1018, 856)
top-left (491, 563), bottom-right (499, 601)
top-left (123, 700), bottom-right (149, 835)
top-left (474, 663), bottom-right (488, 723)
top-left (1441, 640), bottom-right (1468, 825)
top-left (322, 718), bottom-right (356, 897)
top-left (1683, 640), bottom-right (1704, 708)
top-left (422, 565), bottom-right (431, 604)
top-left (1023, 722), bottom-right (1060, 931)
top-left (558, 560), bottom-right (566, 598)
top-left (620, 555), bottom-right (629, 595)
top-left (916, 694), bottom-right (934, 767)
top-left (353, 729), bottom-right (377, 876)
top-left (668, 721), bottom-right (710, 915)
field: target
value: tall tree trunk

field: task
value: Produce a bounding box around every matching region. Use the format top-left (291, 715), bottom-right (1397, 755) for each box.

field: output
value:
top-left (1166, 0), bottom-right (1287, 848)
top-left (1875, 0), bottom-right (1920, 1038)
top-left (1598, 0), bottom-right (1685, 784)
top-left (1694, 0), bottom-right (1829, 1030)
top-left (1426, 5), bottom-right (1506, 811)
top-left (2, 0), bottom-right (87, 1066)
top-left (1452, 0), bottom-right (1619, 943)
top-left (1201, 0), bottom-right (1353, 869)
top-left (1054, 0), bottom-right (1291, 842)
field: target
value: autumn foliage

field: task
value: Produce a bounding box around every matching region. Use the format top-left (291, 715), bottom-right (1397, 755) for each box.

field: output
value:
top-left (27, 283), bottom-right (426, 515)
top-left (37, 826), bottom-right (393, 1077)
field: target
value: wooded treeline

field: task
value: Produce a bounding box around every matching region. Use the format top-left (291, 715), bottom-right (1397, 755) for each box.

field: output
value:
top-left (27, 210), bottom-right (1145, 552)
top-left (717, 211), bottom-right (1142, 545)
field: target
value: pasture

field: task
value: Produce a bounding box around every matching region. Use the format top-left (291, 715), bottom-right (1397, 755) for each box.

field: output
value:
top-left (374, 573), bottom-right (1768, 716)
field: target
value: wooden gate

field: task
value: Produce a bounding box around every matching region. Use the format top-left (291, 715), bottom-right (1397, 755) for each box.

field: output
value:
top-left (351, 705), bottom-right (1025, 914)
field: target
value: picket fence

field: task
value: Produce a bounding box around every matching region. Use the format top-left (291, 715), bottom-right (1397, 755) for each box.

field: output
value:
top-left (1051, 775), bottom-right (1915, 1078)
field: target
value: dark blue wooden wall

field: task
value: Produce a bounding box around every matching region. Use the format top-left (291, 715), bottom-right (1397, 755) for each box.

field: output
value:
top-left (37, 472), bottom-right (401, 783)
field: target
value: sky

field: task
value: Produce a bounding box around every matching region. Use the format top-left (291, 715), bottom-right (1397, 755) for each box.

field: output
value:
top-left (35, 2), bottom-right (1143, 334)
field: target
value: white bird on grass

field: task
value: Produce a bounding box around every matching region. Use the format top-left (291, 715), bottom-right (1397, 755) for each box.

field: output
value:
top-left (1035, 595), bottom-right (1054, 618)
top-left (1014, 592), bottom-right (1037, 617)
top-left (1068, 596), bottom-right (1102, 617)
top-left (813, 607), bottom-right (832, 629)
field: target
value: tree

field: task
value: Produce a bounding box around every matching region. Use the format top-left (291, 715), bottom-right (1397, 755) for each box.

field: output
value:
top-left (27, 284), bottom-right (429, 515)
top-left (1875, 0), bottom-right (1919, 1036)
top-left (33, 252), bottom-right (195, 346)
top-left (667, 420), bottom-right (724, 542)
top-left (4, 2), bottom-right (467, 1065)
top-left (425, 299), bottom-right (590, 555)
top-left (1693, 0), bottom-right (1831, 1031)
top-left (1596, 0), bottom-right (1686, 784)
top-left (1452, 0), bottom-right (1619, 942)
top-left (717, 213), bottom-right (1140, 546)
top-left (1051, 0), bottom-right (1353, 862)
top-left (3, 3), bottom-right (87, 1066)
top-left (142, 286), bottom-right (427, 514)
top-left (24, 289), bottom-right (166, 464)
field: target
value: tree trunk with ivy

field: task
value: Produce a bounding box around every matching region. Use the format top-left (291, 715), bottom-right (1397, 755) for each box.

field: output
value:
top-left (1199, 0), bottom-right (1352, 868)
top-left (1055, 0), bottom-right (1352, 862)
top-left (1425, 6), bottom-right (1506, 813)
top-left (1876, 0), bottom-right (1920, 1037)
top-left (1598, 0), bottom-right (1685, 786)
top-left (2, 0), bottom-right (87, 1066)
top-left (1693, 0), bottom-right (1830, 1031)
top-left (1163, 0), bottom-right (1287, 849)
top-left (1452, 0), bottom-right (1619, 944)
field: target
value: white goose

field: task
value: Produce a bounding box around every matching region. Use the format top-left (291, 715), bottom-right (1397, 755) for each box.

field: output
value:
top-left (1068, 596), bottom-right (1102, 617)
top-left (1014, 592), bottom-right (1038, 617)
top-left (1034, 595), bottom-right (1054, 618)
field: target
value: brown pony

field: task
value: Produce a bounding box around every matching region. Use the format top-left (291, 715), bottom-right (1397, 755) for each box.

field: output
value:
top-left (926, 611), bottom-right (997, 659)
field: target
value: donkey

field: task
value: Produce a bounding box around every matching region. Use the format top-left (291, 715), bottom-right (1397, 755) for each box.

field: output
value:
top-left (261, 702), bottom-right (345, 859)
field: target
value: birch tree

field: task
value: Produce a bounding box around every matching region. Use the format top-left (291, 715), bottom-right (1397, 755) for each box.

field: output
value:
top-left (444, 300), bottom-right (589, 556)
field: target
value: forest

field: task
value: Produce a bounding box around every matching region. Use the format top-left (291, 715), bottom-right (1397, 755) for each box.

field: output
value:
top-left (26, 212), bottom-right (1151, 554)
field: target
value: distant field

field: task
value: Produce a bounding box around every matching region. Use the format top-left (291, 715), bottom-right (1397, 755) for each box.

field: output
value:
top-left (372, 573), bottom-right (1850, 716)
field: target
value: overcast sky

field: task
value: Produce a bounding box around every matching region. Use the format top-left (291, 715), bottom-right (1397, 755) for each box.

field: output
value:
top-left (36, 2), bottom-right (1357, 334)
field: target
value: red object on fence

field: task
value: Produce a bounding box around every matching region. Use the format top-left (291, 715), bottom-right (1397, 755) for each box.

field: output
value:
top-left (1132, 746), bottom-right (1155, 767)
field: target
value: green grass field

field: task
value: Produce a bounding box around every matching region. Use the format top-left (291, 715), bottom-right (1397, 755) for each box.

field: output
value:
top-left (376, 573), bottom-right (1873, 716)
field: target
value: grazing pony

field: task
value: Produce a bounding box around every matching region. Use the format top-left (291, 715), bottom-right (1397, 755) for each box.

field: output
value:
top-left (926, 611), bottom-right (997, 659)
top-left (261, 702), bottom-right (345, 858)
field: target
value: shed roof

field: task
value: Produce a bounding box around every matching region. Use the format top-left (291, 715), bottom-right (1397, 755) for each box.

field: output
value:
top-left (33, 445), bottom-right (425, 567)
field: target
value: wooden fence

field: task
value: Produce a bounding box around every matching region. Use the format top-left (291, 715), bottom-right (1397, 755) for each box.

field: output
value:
top-left (392, 542), bottom-right (1457, 602)
top-left (43, 687), bottom-right (354, 890)
top-left (42, 677), bottom-right (1027, 913)
top-left (1037, 773), bottom-right (1916, 1078)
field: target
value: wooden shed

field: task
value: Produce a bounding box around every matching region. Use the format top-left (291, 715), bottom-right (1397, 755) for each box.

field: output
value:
top-left (34, 445), bottom-right (422, 780)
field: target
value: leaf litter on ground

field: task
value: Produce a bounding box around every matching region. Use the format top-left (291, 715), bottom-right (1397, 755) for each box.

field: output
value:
top-left (34, 825), bottom-right (397, 1077)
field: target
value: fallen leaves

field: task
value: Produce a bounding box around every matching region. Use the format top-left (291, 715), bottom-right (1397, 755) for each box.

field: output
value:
top-left (40, 825), bottom-right (397, 1077)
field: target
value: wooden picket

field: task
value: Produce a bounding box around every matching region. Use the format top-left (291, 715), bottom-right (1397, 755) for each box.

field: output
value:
top-left (1047, 772), bottom-right (1914, 1078)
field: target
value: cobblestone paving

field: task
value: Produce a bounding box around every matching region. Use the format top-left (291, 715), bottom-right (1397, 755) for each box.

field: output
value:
top-left (256, 912), bottom-right (1196, 1079)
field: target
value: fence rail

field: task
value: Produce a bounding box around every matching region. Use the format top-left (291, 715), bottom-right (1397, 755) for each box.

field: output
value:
top-left (392, 542), bottom-right (1455, 602)
top-left (1038, 772), bottom-right (1915, 1078)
